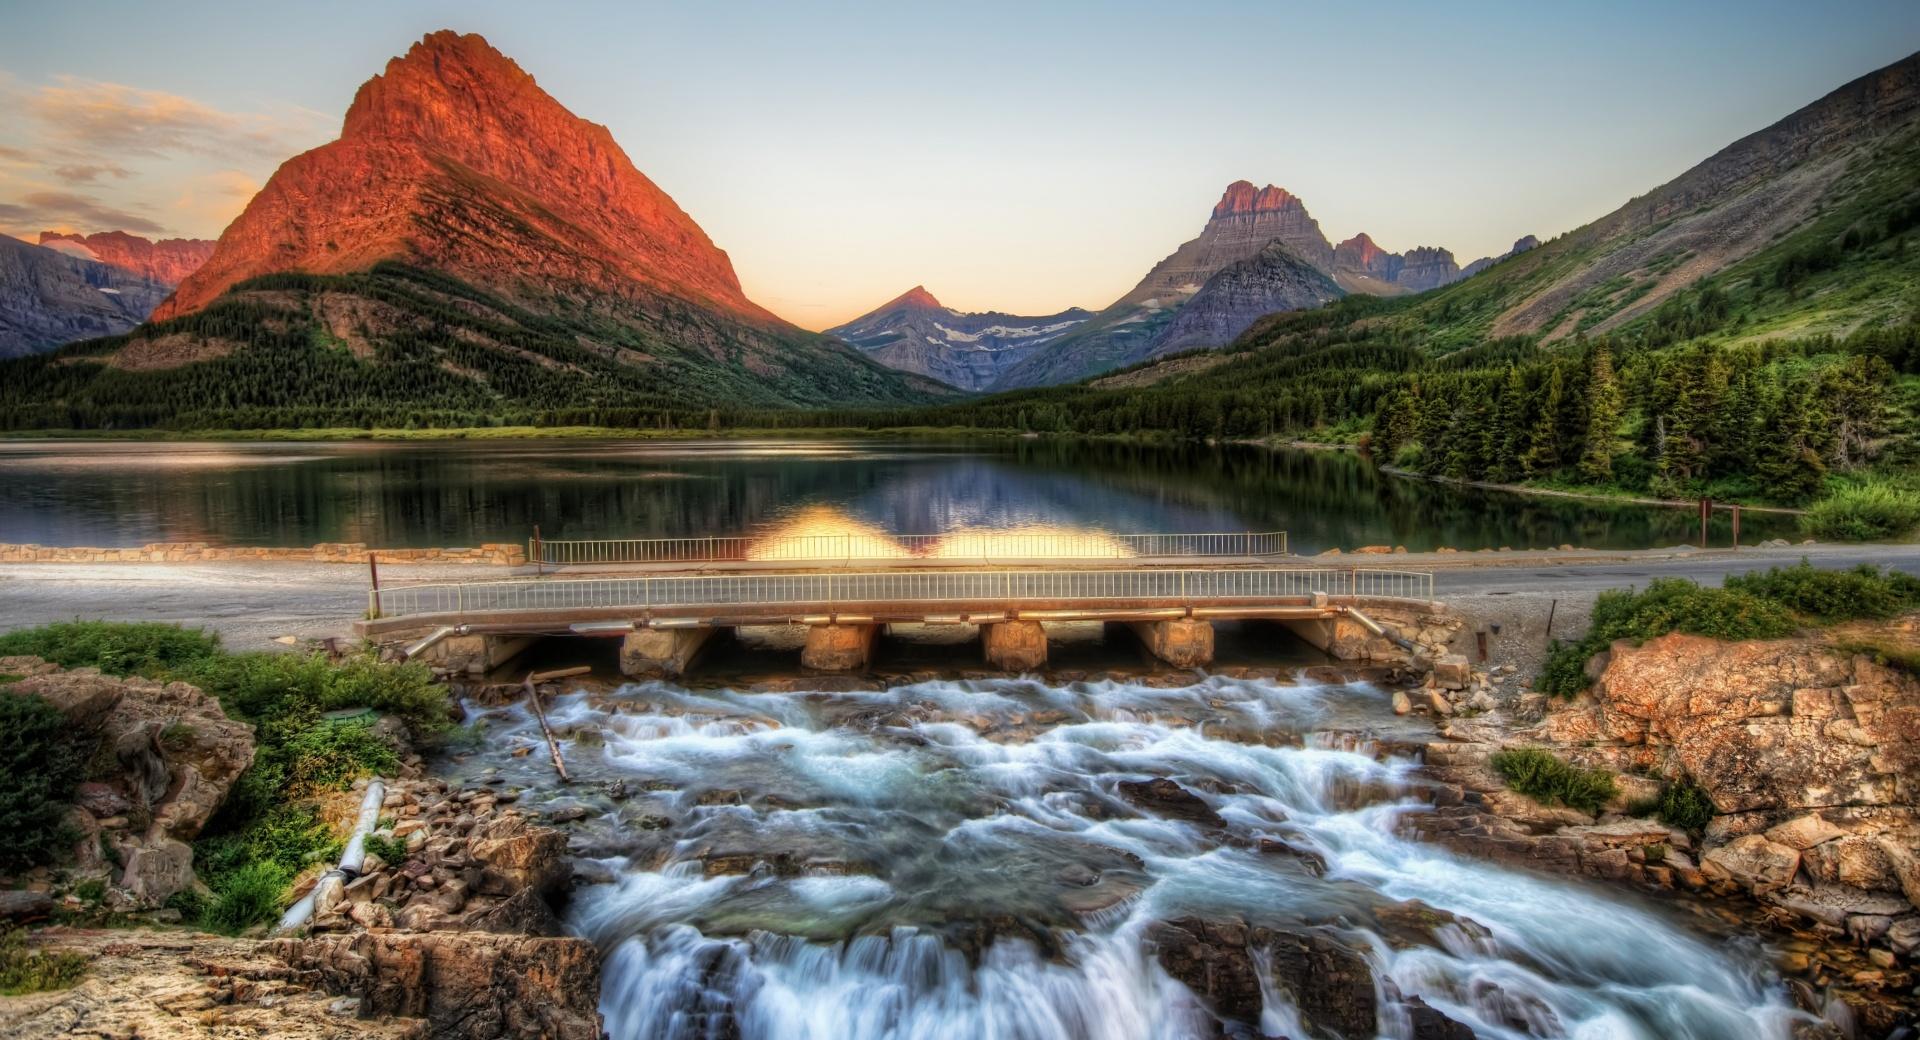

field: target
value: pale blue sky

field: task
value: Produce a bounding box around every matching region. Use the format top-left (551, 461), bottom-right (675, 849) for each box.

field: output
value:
top-left (1, 1), bottom-right (1916, 327)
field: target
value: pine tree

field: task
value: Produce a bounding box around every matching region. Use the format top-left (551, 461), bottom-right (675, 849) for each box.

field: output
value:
top-left (1521, 365), bottom-right (1566, 477)
top-left (1579, 343), bottom-right (1622, 483)
top-left (1490, 365), bottom-right (1528, 482)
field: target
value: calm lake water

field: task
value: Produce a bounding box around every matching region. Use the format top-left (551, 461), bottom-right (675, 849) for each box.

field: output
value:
top-left (0, 438), bottom-right (1794, 551)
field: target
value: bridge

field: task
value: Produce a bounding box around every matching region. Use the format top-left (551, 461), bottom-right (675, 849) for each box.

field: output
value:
top-left (356, 531), bottom-right (1441, 678)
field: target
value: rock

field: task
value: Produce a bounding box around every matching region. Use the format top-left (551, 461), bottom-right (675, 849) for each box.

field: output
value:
top-left (1424, 688), bottom-right (1455, 716)
top-left (1876, 836), bottom-right (1920, 909)
top-left (1701, 835), bottom-right (1800, 891)
top-left (1431, 654), bottom-right (1471, 690)
top-left (1765, 813), bottom-right (1848, 851)
top-left (118, 838), bottom-right (196, 904)
top-left (1147, 917), bottom-right (1375, 1035)
top-left (72, 781), bottom-right (133, 818)
top-left (269, 931), bottom-right (602, 1040)
top-left (1888, 917), bottom-right (1920, 955)
top-left (0, 889), bottom-right (55, 920)
top-left (1406, 996), bottom-right (1476, 1039)
top-left (1117, 778), bottom-right (1225, 828)
top-left (1804, 835), bottom-right (1901, 892)
top-left (1392, 690), bottom-right (1412, 715)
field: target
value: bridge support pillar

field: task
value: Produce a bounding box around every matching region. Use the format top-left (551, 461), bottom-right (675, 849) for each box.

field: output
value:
top-left (620, 627), bottom-right (717, 679)
top-left (424, 634), bottom-right (534, 677)
top-left (1129, 618), bottom-right (1214, 669)
top-left (802, 623), bottom-right (876, 672)
top-left (982, 620), bottom-right (1047, 672)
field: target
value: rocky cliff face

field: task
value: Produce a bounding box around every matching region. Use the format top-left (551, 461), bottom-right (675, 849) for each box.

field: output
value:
top-left (827, 285), bottom-right (1092, 391)
top-left (157, 31), bottom-right (765, 324)
top-left (1151, 242), bottom-right (1343, 357)
top-left (37, 232), bottom-right (214, 287)
top-left (1392, 245), bottom-right (1462, 292)
top-left (0, 236), bottom-right (172, 358)
top-left (1459, 234), bottom-right (1540, 278)
top-left (1120, 181), bottom-right (1337, 309)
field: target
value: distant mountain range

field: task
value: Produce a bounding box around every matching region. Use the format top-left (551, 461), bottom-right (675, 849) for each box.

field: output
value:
top-left (0, 231), bottom-right (213, 359)
top-left (839, 180), bottom-right (1539, 390)
top-left (1, 31), bottom-right (937, 427)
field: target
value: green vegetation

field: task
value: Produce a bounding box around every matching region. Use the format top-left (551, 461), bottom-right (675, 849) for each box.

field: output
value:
top-left (1724, 560), bottom-right (1920, 621)
top-left (0, 693), bottom-right (87, 871)
top-left (0, 621), bottom-right (448, 932)
top-left (1649, 777), bottom-right (1717, 833)
top-left (1539, 562), bottom-right (1920, 695)
top-left (0, 621), bottom-right (221, 676)
top-left (0, 926), bottom-right (86, 996)
top-left (363, 831), bottom-right (410, 865)
top-left (1490, 747), bottom-right (1618, 815)
top-left (0, 262), bottom-right (935, 432)
top-left (1802, 480), bottom-right (1920, 541)
top-left (1837, 637), bottom-right (1920, 677)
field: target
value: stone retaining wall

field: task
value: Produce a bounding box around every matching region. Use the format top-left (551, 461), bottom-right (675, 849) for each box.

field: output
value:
top-left (0, 541), bottom-right (527, 565)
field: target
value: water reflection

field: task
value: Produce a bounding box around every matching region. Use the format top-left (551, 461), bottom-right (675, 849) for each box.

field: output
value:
top-left (0, 438), bottom-right (1798, 551)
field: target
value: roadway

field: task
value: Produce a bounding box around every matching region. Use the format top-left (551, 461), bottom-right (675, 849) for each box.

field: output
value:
top-left (0, 542), bottom-right (1913, 653)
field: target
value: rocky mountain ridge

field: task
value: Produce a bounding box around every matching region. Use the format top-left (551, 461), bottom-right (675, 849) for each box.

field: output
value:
top-left (37, 231), bottom-right (214, 288)
top-left (827, 285), bottom-right (1092, 391)
top-left (0, 235), bottom-right (173, 359)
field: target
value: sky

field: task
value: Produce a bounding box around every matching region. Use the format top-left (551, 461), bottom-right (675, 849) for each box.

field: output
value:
top-left (1, 2), bottom-right (1917, 330)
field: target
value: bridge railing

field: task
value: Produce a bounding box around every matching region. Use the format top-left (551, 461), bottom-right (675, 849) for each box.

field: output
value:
top-left (531, 530), bottom-right (1288, 566)
top-left (370, 566), bottom-right (1431, 619)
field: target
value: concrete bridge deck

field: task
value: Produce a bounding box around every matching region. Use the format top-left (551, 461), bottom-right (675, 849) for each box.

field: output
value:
top-left (357, 566), bottom-right (1441, 678)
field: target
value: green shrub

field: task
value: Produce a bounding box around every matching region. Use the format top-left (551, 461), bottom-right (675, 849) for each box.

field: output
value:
top-left (363, 832), bottom-right (410, 865)
top-left (1725, 561), bottom-right (1920, 622)
top-left (199, 862), bottom-right (293, 934)
top-left (1490, 747), bottom-right (1618, 814)
top-left (1804, 483), bottom-right (1920, 541)
top-left (0, 621), bottom-right (220, 676)
top-left (0, 693), bottom-right (87, 871)
top-left (1652, 777), bottom-right (1716, 832)
top-left (0, 926), bottom-right (86, 995)
top-left (184, 650), bottom-right (447, 735)
top-left (1537, 579), bottom-right (1799, 696)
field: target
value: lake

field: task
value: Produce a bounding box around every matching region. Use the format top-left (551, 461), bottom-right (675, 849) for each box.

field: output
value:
top-left (0, 437), bottom-right (1794, 551)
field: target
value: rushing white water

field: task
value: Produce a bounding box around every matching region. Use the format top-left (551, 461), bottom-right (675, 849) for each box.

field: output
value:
top-left (461, 674), bottom-right (1807, 1040)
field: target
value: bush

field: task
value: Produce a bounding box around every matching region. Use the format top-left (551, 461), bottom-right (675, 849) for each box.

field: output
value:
top-left (199, 862), bottom-right (293, 934)
top-left (184, 650), bottom-right (448, 735)
top-left (1725, 561), bottom-right (1920, 622)
top-left (0, 694), bottom-right (87, 871)
top-left (1490, 747), bottom-right (1618, 814)
top-left (0, 926), bottom-right (86, 995)
top-left (1537, 579), bottom-right (1799, 696)
top-left (1652, 777), bottom-right (1716, 833)
top-left (363, 832), bottom-right (410, 865)
top-left (1804, 483), bottom-right (1920, 541)
top-left (229, 716), bottom-right (398, 814)
top-left (0, 621), bottom-right (220, 676)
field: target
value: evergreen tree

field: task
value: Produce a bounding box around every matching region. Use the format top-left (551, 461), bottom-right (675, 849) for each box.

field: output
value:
top-left (1579, 343), bottom-right (1622, 483)
top-left (1521, 365), bottom-right (1566, 477)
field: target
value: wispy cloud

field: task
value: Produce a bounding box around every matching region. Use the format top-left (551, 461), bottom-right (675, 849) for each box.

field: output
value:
top-left (29, 77), bottom-right (323, 161)
top-left (0, 191), bottom-right (167, 235)
top-left (51, 162), bottom-right (134, 183)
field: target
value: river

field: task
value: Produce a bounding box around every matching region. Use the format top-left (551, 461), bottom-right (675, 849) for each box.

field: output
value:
top-left (0, 438), bottom-right (1792, 551)
top-left (446, 671), bottom-right (1806, 1039)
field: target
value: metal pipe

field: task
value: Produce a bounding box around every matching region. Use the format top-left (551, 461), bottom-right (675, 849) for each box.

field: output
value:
top-left (276, 779), bottom-right (385, 933)
top-left (399, 626), bottom-right (459, 661)
top-left (1340, 606), bottom-right (1417, 652)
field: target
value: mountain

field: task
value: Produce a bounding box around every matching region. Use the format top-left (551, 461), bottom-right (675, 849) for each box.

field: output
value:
top-left (1150, 242), bottom-right (1343, 358)
top-left (38, 231), bottom-right (214, 287)
top-left (1459, 235), bottom-right (1540, 279)
top-left (0, 236), bottom-right (172, 359)
top-left (826, 286), bottom-right (1092, 391)
top-left (893, 50), bottom-right (1920, 510)
top-left (1, 30), bottom-right (936, 428)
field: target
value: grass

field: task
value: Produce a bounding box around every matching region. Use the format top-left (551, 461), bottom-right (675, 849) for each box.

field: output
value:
top-left (1803, 481), bottom-right (1920, 541)
top-left (0, 926), bottom-right (86, 996)
top-left (1724, 561), bottom-right (1920, 622)
top-left (1837, 637), bottom-right (1920, 677)
top-left (363, 831), bottom-right (410, 865)
top-left (1490, 747), bottom-right (1619, 815)
top-left (0, 621), bottom-right (448, 933)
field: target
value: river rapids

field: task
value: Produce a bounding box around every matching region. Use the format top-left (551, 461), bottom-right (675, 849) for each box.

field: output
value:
top-left (453, 672), bottom-right (1807, 1040)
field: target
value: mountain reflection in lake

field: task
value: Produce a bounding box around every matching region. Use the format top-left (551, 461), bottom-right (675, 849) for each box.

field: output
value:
top-left (0, 438), bottom-right (1794, 550)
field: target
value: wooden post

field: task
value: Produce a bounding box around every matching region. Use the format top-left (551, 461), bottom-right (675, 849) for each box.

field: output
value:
top-left (524, 674), bottom-right (571, 784)
top-left (367, 552), bottom-right (381, 619)
top-left (1544, 599), bottom-right (1558, 646)
top-left (532, 524), bottom-right (543, 576)
top-left (1731, 504), bottom-right (1741, 548)
top-left (1474, 630), bottom-right (1489, 663)
top-left (1698, 498), bottom-right (1711, 549)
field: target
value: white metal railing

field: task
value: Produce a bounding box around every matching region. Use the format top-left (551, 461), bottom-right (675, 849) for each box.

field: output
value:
top-left (370, 567), bottom-right (1431, 619)
top-left (531, 530), bottom-right (1288, 566)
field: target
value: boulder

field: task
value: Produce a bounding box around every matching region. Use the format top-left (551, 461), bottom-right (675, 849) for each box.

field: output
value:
top-left (1117, 778), bottom-right (1224, 828)
top-left (1701, 835), bottom-right (1800, 891)
top-left (1146, 917), bottom-right (1375, 1035)
top-left (1764, 813), bottom-right (1847, 851)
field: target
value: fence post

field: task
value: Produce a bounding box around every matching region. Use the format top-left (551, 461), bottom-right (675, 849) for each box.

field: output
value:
top-left (533, 524), bottom-right (543, 576)
top-left (1731, 504), bottom-right (1741, 549)
top-left (367, 552), bottom-right (381, 620)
